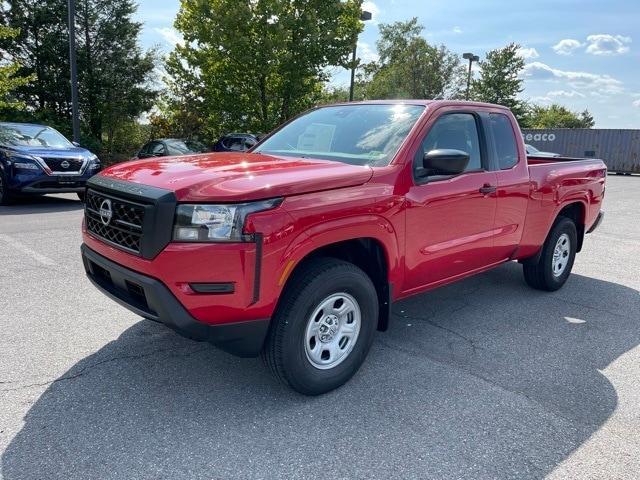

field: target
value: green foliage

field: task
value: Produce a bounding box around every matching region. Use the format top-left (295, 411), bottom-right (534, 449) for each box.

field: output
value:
top-left (471, 43), bottom-right (527, 122)
top-left (161, 0), bottom-right (364, 141)
top-left (0, 0), bottom-right (157, 160)
top-left (523, 104), bottom-right (595, 129)
top-left (362, 18), bottom-right (465, 100)
top-left (0, 26), bottom-right (33, 111)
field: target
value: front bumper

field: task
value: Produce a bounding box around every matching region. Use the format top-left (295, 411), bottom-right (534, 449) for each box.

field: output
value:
top-left (81, 244), bottom-right (270, 357)
top-left (11, 171), bottom-right (95, 194)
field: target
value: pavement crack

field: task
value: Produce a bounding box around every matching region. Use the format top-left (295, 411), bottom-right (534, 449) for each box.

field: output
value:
top-left (0, 345), bottom-right (209, 393)
top-left (393, 310), bottom-right (483, 353)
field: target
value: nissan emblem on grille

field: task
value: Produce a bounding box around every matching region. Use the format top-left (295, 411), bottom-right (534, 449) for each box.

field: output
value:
top-left (60, 160), bottom-right (70, 169)
top-left (99, 199), bottom-right (113, 226)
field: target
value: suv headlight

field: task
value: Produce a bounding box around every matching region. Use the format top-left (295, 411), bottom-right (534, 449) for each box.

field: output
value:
top-left (87, 155), bottom-right (101, 171)
top-left (173, 198), bottom-right (282, 242)
top-left (4, 151), bottom-right (42, 171)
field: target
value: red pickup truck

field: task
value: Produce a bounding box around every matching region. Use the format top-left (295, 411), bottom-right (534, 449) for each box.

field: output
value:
top-left (81, 101), bottom-right (606, 395)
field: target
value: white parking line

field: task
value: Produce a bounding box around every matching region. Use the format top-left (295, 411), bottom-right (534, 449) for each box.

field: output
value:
top-left (0, 233), bottom-right (57, 266)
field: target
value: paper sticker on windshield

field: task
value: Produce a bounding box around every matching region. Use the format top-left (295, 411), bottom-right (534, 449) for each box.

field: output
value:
top-left (297, 123), bottom-right (336, 152)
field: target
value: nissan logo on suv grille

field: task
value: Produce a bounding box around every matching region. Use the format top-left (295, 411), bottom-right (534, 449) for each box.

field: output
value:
top-left (99, 199), bottom-right (113, 226)
top-left (60, 160), bottom-right (70, 169)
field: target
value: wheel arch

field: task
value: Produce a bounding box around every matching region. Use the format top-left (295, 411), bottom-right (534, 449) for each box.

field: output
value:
top-left (277, 229), bottom-right (397, 332)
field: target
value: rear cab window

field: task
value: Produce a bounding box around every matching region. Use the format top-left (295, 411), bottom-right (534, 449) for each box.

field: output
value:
top-left (489, 113), bottom-right (519, 169)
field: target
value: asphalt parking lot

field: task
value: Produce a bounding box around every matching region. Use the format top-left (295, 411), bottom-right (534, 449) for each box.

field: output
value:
top-left (1, 175), bottom-right (639, 480)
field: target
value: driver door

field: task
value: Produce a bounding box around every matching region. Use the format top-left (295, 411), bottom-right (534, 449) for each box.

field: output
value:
top-left (403, 112), bottom-right (499, 293)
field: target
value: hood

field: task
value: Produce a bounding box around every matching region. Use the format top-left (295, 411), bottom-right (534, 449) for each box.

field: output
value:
top-left (4, 144), bottom-right (94, 159)
top-left (99, 152), bottom-right (374, 201)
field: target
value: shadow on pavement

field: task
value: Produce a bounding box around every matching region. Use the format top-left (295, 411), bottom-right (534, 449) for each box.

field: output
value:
top-left (2, 263), bottom-right (638, 479)
top-left (0, 194), bottom-right (83, 216)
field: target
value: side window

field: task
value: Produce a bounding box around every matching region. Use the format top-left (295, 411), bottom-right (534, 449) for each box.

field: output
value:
top-left (490, 113), bottom-right (518, 169)
top-left (149, 142), bottom-right (166, 156)
top-left (416, 113), bottom-right (482, 174)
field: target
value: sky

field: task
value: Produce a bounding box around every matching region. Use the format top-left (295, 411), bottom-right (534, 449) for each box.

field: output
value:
top-left (135, 0), bottom-right (640, 128)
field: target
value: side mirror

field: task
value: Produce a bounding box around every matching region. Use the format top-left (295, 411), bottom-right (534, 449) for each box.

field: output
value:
top-left (72, 141), bottom-right (81, 147)
top-left (422, 149), bottom-right (470, 176)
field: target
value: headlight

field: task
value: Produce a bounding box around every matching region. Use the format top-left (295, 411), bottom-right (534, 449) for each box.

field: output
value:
top-left (3, 150), bottom-right (42, 171)
top-left (13, 161), bottom-right (40, 171)
top-left (87, 155), bottom-right (101, 170)
top-left (173, 198), bottom-right (282, 242)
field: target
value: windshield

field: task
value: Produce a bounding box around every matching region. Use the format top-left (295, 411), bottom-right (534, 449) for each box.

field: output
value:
top-left (0, 123), bottom-right (74, 149)
top-left (254, 104), bottom-right (425, 166)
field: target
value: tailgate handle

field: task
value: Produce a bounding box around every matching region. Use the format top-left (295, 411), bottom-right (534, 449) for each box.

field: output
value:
top-left (479, 184), bottom-right (497, 195)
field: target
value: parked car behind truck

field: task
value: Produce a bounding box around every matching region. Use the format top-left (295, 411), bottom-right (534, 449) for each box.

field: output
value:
top-left (0, 122), bottom-right (101, 205)
top-left (81, 100), bottom-right (605, 395)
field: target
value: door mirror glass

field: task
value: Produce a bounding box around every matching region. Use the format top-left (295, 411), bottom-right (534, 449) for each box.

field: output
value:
top-left (422, 149), bottom-right (470, 176)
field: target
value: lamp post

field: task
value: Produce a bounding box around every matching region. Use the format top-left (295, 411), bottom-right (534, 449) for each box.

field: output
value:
top-left (462, 52), bottom-right (479, 101)
top-left (349, 10), bottom-right (372, 102)
top-left (68, 0), bottom-right (80, 143)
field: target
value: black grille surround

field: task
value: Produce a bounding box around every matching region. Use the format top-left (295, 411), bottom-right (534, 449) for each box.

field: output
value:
top-left (42, 157), bottom-right (84, 172)
top-left (84, 176), bottom-right (177, 259)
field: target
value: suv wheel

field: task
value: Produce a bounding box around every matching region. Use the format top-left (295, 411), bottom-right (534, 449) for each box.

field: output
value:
top-left (523, 216), bottom-right (577, 291)
top-left (0, 169), bottom-right (12, 206)
top-left (262, 258), bottom-right (378, 395)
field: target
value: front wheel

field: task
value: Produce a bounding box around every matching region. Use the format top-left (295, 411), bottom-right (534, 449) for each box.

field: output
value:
top-left (0, 169), bottom-right (13, 206)
top-left (523, 216), bottom-right (577, 291)
top-left (262, 258), bottom-right (378, 395)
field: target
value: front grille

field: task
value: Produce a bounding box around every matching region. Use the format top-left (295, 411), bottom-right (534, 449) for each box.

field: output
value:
top-left (85, 189), bottom-right (146, 254)
top-left (42, 157), bottom-right (84, 172)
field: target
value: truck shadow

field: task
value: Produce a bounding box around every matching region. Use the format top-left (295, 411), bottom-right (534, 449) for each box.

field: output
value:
top-left (2, 264), bottom-right (638, 479)
top-left (0, 194), bottom-right (83, 215)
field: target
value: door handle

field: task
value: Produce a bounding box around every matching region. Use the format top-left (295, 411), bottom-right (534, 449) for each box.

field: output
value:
top-left (479, 184), bottom-right (497, 195)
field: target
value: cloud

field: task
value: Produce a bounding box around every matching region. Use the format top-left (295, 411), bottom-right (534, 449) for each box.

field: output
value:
top-left (523, 62), bottom-right (623, 95)
top-left (585, 34), bottom-right (631, 55)
top-left (452, 26), bottom-right (463, 34)
top-left (154, 27), bottom-right (182, 47)
top-left (516, 47), bottom-right (539, 59)
top-left (552, 39), bottom-right (583, 55)
top-left (633, 99), bottom-right (640, 108)
top-left (547, 90), bottom-right (586, 98)
top-left (357, 41), bottom-right (379, 63)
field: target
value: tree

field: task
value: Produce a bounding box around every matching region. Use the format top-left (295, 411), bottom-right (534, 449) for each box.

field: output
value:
top-left (362, 18), bottom-right (465, 100)
top-left (0, 26), bottom-right (33, 111)
top-left (163, 0), bottom-right (364, 140)
top-left (471, 43), bottom-right (527, 121)
top-left (1, 0), bottom-right (157, 158)
top-left (524, 104), bottom-right (595, 129)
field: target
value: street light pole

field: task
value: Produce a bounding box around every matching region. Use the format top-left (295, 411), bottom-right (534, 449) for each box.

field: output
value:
top-left (349, 10), bottom-right (372, 102)
top-left (68, 0), bottom-right (80, 143)
top-left (462, 52), bottom-right (480, 101)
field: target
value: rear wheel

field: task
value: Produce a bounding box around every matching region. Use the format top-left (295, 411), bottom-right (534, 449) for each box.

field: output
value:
top-left (523, 216), bottom-right (577, 291)
top-left (262, 258), bottom-right (378, 395)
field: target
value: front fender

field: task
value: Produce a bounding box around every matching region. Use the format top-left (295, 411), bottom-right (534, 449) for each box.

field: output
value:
top-left (276, 214), bottom-right (401, 293)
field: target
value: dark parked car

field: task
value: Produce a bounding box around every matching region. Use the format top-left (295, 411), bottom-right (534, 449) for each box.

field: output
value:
top-left (525, 144), bottom-right (560, 158)
top-left (212, 133), bottom-right (259, 152)
top-left (0, 122), bottom-right (101, 205)
top-left (135, 138), bottom-right (209, 159)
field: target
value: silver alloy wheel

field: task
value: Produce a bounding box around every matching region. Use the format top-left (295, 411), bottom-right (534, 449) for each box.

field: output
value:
top-left (304, 292), bottom-right (361, 370)
top-left (552, 233), bottom-right (571, 277)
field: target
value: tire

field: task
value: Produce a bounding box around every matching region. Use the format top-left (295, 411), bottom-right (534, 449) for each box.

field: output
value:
top-left (77, 191), bottom-right (86, 203)
top-left (523, 216), bottom-right (577, 291)
top-left (262, 257), bottom-right (379, 395)
top-left (0, 168), bottom-right (12, 206)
